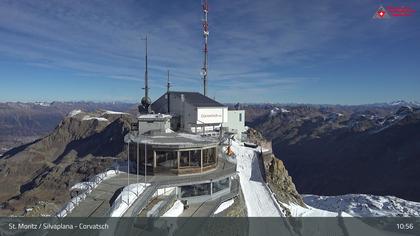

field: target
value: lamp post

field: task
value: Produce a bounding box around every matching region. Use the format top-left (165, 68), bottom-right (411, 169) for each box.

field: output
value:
top-left (137, 142), bottom-right (139, 195)
top-left (144, 143), bottom-right (147, 183)
top-left (127, 142), bottom-right (130, 205)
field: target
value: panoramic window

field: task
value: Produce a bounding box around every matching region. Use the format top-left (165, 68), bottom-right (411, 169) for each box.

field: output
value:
top-left (212, 177), bottom-right (230, 193)
top-left (180, 183), bottom-right (211, 198)
top-left (202, 147), bottom-right (216, 167)
top-left (156, 151), bottom-right (177, 169)
top-left (139, 145), bottom-right (154, 165)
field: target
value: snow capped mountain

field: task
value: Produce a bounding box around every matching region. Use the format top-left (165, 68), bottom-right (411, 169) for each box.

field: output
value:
top-left (269, 107), bottom-right (290, 116)
top-left (303, 194), bottom-right (420, 217)
top-left (387, 100), bottom-right (420, 107)
top-left (34, 102), bottom-right (52, 107)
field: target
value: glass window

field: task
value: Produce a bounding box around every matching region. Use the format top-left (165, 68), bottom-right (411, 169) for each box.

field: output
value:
top-left (156, 151), bottom-right (177, 169)
top-left (239, 113), bottom-right (242, 122)
top-left (212, 178), bottom-right (230, 193)
top-left (180, 183), bottom-right (211, 198)
top-left (179, 150), bottom-right (201, 167)
top-left (203, 147), bottom-right (216, 167)
top-left (139, 144), bottom-right (154, 166)
top-left (190, 150), bottom-right (201, 167)
top-left (179, 150), bottom-right (190, 167)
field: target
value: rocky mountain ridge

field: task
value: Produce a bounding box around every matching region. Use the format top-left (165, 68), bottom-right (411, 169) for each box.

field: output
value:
top-left (247, 104), bottom-right (420, 202)
top-left (0, 110), bottom-right (134, 215)
top-left (0, 102), bottom-right (135, 155)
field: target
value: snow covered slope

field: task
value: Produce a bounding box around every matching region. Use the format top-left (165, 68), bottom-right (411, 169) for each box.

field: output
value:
top-left (283, 202), bottom-right (350, 217)
top-left (231, 141), bottom-right (283, 216)
top-left (303, 194), bottom-right (420, 217)
top-left (231, 140), bottom-right (347, 217)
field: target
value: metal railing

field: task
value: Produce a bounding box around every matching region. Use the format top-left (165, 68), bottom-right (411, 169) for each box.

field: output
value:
top-left (55, 164), bottom-right (121, 218)
top-left (104, 183), bottom-right (158, 217)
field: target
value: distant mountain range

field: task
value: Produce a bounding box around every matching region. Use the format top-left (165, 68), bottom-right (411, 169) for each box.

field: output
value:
top-left (246, 103), bottom-right (420, 202)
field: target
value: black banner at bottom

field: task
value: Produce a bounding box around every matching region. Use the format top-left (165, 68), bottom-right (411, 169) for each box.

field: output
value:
top-left (1, 217), bottom-right (419, 236)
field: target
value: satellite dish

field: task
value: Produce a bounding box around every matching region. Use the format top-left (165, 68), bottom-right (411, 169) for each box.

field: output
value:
top-left (200, 69), bottom-right (207, 76)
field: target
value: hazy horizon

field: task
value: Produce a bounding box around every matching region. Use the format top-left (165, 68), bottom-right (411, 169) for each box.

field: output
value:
top-left (1, 98), bottom-right (419, 107)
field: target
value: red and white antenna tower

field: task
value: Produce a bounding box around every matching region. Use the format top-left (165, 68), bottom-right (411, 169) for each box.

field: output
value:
top-left (201, 0), bottom-right (209, 96)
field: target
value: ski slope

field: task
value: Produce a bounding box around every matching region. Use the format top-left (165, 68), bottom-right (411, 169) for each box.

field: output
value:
top-left (231, 141), bottom-right (283, 217)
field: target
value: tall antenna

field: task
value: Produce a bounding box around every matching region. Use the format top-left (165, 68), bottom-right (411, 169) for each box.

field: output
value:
top-left (167, 70), bottom-right (171, 94)
top-left (140, 35), bottom-right (151, 113)
top-left (167, 70), bottom-right (171, 114)
top-left (201, 0), bottom-right (209, 96)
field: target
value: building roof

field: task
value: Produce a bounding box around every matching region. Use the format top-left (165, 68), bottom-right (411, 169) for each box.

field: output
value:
top-left (138, 113), bottom-right (171, 120)
top-left (125, 132), bottom-right (218, 149)
top-left (152, 91), bottom-right (225, 112)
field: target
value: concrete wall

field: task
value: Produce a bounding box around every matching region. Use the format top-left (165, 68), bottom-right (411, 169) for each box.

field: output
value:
top-left (138, 119), bottom-right (171, 134)
top-left (224, 110), bottom-right (246, 140)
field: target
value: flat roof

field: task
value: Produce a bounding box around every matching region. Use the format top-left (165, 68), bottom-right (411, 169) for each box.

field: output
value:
top-left (152, 91), bottom-right (226, 112)
top-left (125, 132), bottom-right (219, 149)
top-left (138, 113), bottom-right (171, 120)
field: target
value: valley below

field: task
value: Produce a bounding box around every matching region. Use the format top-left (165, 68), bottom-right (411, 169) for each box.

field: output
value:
top-left (245, 102), bottom-right (420, 202)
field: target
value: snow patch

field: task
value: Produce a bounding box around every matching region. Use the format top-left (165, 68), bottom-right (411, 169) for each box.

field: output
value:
top-left (303, 194), bottom-right (420, 217)
top-left (284, 202), bottom-right (350, 217)
top-left (138, 113), bottom-right (172, 119)
top-left (34, 102), bottom-right (51, 107)
top-left (214, 199), bottom-right (235, 214)
top-left (82, 115), bottom-right (109, 122)
top-left (165, 128), bottom-right (175, 133)
top-left (270, 107), bottom-right (290, 116)
top-left (109, 183), bottom-right (150, 217)
top-left (103, 110), bottom-right (129, 115)
top-left (162, 200), bottom-right (184, 217)
top-left (68, 109), bottom-right (82, 117)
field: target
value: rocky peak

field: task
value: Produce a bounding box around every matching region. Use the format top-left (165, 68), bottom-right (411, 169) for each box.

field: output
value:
top-left (0, 110), bottom-right (135, 216)
top-left (246, 128), bottom-right (306, 212)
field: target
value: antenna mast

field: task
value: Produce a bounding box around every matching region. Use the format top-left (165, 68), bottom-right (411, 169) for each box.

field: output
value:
top-left (167, 70), bottom-right (171, 94)
top-left (167, 70), bottom-right (171, 114)
top-left (201, 0), bottom-right (209, 96)
top-left (140, 35), bottom-right (151, 113)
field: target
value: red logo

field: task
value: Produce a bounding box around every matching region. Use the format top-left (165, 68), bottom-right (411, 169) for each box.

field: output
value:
top-left (373, 5), bottom-right (416, 19)
top-left (373, 6), bottom-right (390, 19)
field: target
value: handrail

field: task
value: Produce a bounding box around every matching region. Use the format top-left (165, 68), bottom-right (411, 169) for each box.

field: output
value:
top-left (55, 164), bottom-right (120, 218)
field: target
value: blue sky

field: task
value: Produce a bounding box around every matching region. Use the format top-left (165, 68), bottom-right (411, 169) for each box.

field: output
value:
top-left (0, 0), bottom-right (419, 104)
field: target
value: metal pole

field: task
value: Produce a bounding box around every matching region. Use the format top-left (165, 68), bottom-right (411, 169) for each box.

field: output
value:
top-left (145, 35), bottom-right (149, 101)
top-left (127, 142), bottom-right (130, 205)
top-left (167, 70), bottom-right (171, 114)
top-left (202, 0), bottom-right (209, 96)
top-left (144, 143), bottom-right (147, 183)
top-left (137, 142), bottom-right (139, 195)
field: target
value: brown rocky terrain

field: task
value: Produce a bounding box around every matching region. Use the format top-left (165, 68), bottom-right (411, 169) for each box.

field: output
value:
top-left (0, 110), bottom-right (135, 216)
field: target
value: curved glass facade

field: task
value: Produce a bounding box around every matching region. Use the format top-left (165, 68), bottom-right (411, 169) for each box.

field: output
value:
top-left (129, 143), bottom-right (217, 175)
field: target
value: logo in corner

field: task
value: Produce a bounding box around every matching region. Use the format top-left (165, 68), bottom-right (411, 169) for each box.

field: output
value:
top-left (373, 6), bottom-right (390, 19)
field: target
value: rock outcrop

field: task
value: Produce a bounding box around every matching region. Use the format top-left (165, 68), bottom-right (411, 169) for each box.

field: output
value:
top-left (247, 128), bottom-right (306, 215)
top-left (266, 155), bottom-right (305, 207)
top-left (0, 111), bottom-right (135, 216)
